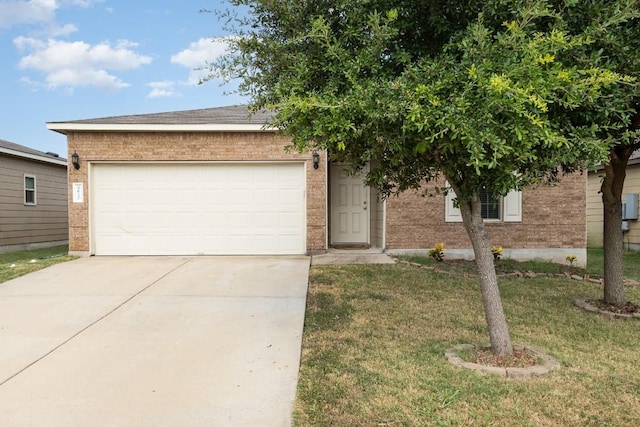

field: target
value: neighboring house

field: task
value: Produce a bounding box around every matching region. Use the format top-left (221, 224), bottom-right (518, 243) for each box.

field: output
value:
top-left (47, 105), bottom-right (586, 264)
top-left (587, 150), bottom-right (640, 250)
top-left (0, 138), bottom-right (69, 253)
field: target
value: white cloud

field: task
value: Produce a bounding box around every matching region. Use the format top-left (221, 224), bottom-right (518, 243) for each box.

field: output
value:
top-left (14, 37), bottom-right (153, 90)
top-left (49, 22), bottom-right (77, 36)
top-left (171, 37), bottom-right (232, 85)
top-left (49, 68), bottom-right (128, 90)
top-left (1, 0), bottom-right (104, 35)
top-left (0, 0), bottom-right (58, 29)
top-left (18, 76), bottom-right (40, 90)
top-left (60, 0), bottom-right (103, 7)
top-left (147, 81), bottom-right (179, 98)
top-left (65, 0), bottom-right (90, 6)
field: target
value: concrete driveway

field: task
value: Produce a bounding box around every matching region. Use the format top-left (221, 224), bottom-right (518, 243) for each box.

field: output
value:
top-left (0, 256), bottom-right (310, 427)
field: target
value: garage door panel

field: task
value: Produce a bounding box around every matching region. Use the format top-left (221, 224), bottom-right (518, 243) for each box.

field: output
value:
top-left (253, 166), bottom-right (277, 181)
top-left (172, 190), bottom-right (201, 205)
top-left (92, 163), bottom-right (305, 255)
top-left (253, 189), bottom-right (278, 203)
top-left (279, 212), bottom-right (303, 226)
top-left (279, 235), bottom-right (305, 250)
top-left (98, 213), bottom-right (124, 230)
top-left (204, 201), bottom-right (233, 213)
top-left (226, 213), bottom-right (251, 228)
top-left (226, 190), bottom-right (253, 204)
top-left (202, 212), bottom-right (229, 224)
top-left (276, 164), bottom-right (302, 181)
top-left (278, 188), bottom-right (304, 203)
top-left (254, 235), bottom-right (287, 251)
top-left (97, 189), bottom-right (123, 204)
top-left (120, 213), bottom-right (152, 230)
top-left (224, 167), bottom-right (250, 182)
top-left (253, 213), bottom-right (278, 227)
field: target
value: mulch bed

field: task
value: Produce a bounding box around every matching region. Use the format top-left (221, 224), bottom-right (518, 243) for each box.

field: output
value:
top-left (470, 346), bottom-right (538, 368)
top-left (587, 299), bottom-right (640, 315)
top-left (395, 257), bottom-right (640, 287)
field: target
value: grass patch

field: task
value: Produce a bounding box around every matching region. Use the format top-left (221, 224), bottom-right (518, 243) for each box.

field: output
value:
top-left (585, 247), bottom-right (640, 282)
top-left (294, 261), bottom-right (640, 426)
top-left (0, 245), bottom-right (77, 284)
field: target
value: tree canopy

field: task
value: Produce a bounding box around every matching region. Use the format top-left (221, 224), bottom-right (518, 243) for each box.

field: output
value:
top-left (553, 0), bottom-right (640, 306)
top-left (213, 0), bottom-right (637, 355)
top-left (218, 0), bottom-right (635, 200)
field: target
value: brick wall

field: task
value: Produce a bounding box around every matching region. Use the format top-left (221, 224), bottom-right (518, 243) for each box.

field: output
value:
top-left (385, 172), bottom-right (586, 250)
top-left (67, 129), bottom-right (586, 255)
top-left (66, 131), bottom-right (326, 253)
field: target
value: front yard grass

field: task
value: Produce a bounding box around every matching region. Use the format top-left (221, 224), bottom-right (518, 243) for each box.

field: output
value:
top-left (585, 247), bottom-right (640, 281)
top-left (294, 256), bottom-right (640, 426)
top-left (0, 245), bottom-right (77, 284)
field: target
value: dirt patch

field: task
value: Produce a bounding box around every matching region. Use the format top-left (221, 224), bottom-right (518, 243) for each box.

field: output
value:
top-left (574, 299), bottom-right (640, 319)
top-left (472, 346), bottom-right (538, 368)
top-left (587, 299), bottom-right (640, 315)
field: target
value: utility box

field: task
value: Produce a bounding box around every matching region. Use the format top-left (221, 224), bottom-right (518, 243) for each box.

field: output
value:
top-left (623, 193), bottom-right (639, 220)
top-left (622, 220), bottom-right (630, 232)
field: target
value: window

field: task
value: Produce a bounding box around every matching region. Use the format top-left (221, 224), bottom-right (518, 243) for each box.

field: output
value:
top-left (445, 185), bottom-right (521, 223)
top-left (479, 189), bottom-right (501, 220)
top-left (24, 175), bottom-right (36, 205)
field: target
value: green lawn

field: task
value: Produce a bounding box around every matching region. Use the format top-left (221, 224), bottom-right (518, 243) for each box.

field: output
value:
top-left (294, 254), bottom-right (640, 426)
top-left (585, 247), bottom-right (640, 281)
top-left (0, 245), bottom-right (77, 284)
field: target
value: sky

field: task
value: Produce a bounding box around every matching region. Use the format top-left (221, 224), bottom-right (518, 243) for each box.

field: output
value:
top-left (0, 0), bottom-right (247, 156)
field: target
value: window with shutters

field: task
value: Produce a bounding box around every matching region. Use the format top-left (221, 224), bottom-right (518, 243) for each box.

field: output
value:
top-left (445, 184), bottom-right (522, 223)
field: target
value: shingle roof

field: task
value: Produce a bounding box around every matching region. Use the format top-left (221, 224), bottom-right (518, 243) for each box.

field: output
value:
top-left (49, 105), bottom-right (274, 126)
top-left (0, 138), bottom-right (66, 165)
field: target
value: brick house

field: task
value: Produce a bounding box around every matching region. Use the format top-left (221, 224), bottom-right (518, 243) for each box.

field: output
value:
top-left (48, 105), bottom-right (586, 264)
top-left (0, 138), bottom-right (69, 253)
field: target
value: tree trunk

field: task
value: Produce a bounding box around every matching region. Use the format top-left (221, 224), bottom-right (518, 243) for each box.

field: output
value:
top-left (454, 187), bottom-right (513, 356)
top-left (601, 110), bottom-right (640, 305)
top-left (601, 145), bottom-right (634, 305)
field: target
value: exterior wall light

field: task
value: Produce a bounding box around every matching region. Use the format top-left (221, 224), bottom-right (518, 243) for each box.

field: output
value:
top-left (71, 151), bottom-right (80, 170)
top-left (312, 151), bottom-right (320, 169)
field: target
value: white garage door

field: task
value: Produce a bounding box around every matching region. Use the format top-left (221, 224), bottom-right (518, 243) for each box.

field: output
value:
top-left (92, 163), bottom-right (306, 255)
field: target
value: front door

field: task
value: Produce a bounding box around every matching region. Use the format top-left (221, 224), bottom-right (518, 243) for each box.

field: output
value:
top-left (330, 164), bottom-right (370, 246)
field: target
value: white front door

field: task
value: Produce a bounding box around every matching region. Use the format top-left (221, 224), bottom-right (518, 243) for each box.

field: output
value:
top-left (330, 164), bottom-right (369, 245)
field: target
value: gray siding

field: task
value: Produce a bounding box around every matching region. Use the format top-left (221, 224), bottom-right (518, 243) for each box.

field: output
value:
top-left (0, 154), bottom-right (68, 249)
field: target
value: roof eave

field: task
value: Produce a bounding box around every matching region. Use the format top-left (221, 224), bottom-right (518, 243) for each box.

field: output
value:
top-left (0, 147), bottom-right (67, 166)
top-left (46, 123), bottom-right (279, 134)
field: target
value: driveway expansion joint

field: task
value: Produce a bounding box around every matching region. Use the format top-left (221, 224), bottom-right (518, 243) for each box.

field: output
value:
top-left (0, 258), bottom-right (193, 387)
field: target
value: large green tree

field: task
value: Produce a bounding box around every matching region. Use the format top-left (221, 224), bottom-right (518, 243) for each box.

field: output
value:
top-left (213, 0), bottom-right (635, 355)
top-left (559, 0), bottom-right (640, 307)
top-left (480, 0), bottom-right (640, 307)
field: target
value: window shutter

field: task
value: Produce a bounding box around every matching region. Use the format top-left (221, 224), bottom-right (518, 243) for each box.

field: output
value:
top-left (503, 190), bottom-right (522, 222)
top-left (445, 189), bottom-right (463, 222)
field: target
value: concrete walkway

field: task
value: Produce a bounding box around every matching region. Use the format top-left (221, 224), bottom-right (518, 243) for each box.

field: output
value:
top-left (311, 248), bottom-right (396, 265)
top-left (0, 256), bottom-right (310, 427)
